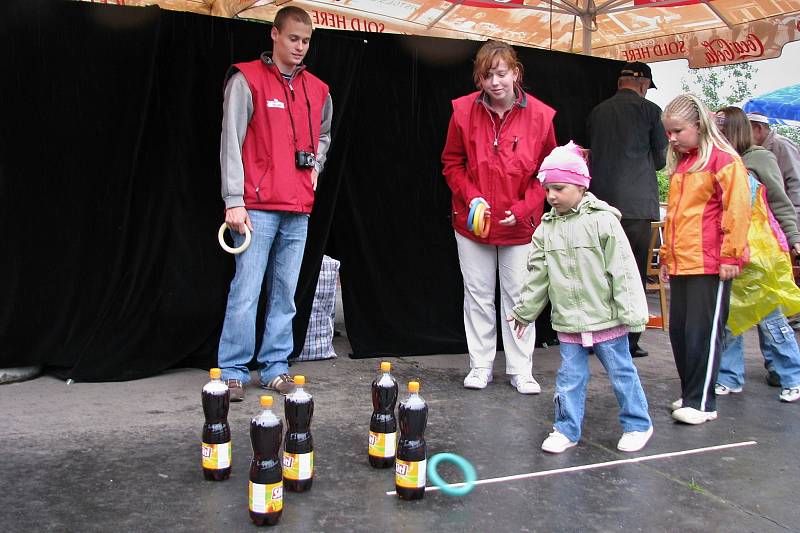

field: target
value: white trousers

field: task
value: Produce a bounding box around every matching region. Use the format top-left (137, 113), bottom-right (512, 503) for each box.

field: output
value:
top-left (454, 231), bottom-right (536, 376)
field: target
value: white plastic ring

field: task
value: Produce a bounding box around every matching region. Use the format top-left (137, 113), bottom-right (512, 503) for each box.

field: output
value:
top-left (218, 222), bottom-right (251, 254)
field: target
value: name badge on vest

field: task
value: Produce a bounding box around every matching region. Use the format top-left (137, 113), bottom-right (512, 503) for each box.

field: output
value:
top-left (266, 98), bottom-right (285, 109)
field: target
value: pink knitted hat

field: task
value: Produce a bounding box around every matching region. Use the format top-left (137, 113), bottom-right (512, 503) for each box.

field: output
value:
top-left (537, 141), bottom-right (590, 188)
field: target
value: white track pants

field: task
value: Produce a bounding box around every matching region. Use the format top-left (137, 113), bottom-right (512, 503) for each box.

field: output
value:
top-left (455, 231), bottom-right (536, 376)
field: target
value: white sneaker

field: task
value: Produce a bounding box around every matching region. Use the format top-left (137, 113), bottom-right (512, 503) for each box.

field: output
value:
top-left (715, 383), bottom-right (743, 395)
top-left (670, 398), bottom-right (683, 411)
top-left (541, 430), bottom-right (577, 453)
top-left (510, 374), bottom-right (541, 394)
top-left (463, 368), bottom-right (493, 389)
top-left (617, 426), bottom-right (654, 452)
top-left (779, 387), bottom-right (800, 402)
top-left (672, 407), bottom-right (717, 425)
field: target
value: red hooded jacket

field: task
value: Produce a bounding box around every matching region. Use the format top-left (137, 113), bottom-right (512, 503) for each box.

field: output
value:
top-left (442, 90), bottom-right (557, 245)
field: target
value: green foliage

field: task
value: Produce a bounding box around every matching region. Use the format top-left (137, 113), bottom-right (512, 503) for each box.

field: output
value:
top-left (680, 63), bottom-right (800, 147)
top-left (776, 125), bottom-right (800, 145)
top-left (687, 478), bottom-right (706, 494)
top-left (681, 63), bottom-right (759, 112)
top-left (657, 168), bottom-right (670, 203)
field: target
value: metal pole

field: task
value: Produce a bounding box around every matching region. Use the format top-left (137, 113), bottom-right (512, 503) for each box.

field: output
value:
top-left (582, 13), bottom-right (593, 55)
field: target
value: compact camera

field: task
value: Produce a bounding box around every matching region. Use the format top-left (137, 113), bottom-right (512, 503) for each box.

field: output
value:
top-left (295, 150), bottom-right (316, 169)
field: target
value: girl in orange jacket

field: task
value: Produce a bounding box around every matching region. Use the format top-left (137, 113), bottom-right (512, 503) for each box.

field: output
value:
top-left (660, 93), bottom-right (751, 425)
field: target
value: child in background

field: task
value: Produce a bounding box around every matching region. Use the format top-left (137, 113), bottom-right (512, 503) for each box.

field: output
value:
top-left (659, 94), bottom-right (751, 424)
top-left (509, 141), bottom-right (653, 454)
top-left (714, 106), bottom-right (800, 403)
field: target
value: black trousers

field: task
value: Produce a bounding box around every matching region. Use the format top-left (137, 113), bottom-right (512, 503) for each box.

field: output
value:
top-left (668, 275), bottom-right (731, 412)
top-left (621, 218), bottom-right (653, 352)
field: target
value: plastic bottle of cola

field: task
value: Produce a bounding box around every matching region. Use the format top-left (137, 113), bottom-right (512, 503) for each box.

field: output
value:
top-left (369, 361), bottom-right (398, 468)
top-left (249, 395), bottom-right (284, 527)
top-left (201, 368), bottom-right (231, 480)
top-left (283, 375), bottom-right (314, 492)
top-left (395, 381), bottom-right (428, 500)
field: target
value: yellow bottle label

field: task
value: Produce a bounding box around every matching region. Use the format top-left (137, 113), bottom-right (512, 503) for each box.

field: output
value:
top-left (282, 451), bottom-right (314, 480)
top-left (249, 481), bottom-right (283, 514)
top-left (369, 431), bottom-right (397, 458)
top-left (201, 441), bottom-right (231, 470)
top-left (395, 458), bottom-right (426, 488)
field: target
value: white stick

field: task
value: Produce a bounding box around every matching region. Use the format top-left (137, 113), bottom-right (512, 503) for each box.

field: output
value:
top-left (385, 440), bottom-right (757, 496)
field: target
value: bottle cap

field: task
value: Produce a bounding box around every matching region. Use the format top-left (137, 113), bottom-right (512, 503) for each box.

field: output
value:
top-left (294, 375), bottom-right (306, 386)
top-left (209, 368), bottom-right (221, 379)
top-left (408, 381), bottom-right (420, 393)
top-left (380, 361), bottom-right (391, 372)
top-left (260, 395), bottom-right (273, 407)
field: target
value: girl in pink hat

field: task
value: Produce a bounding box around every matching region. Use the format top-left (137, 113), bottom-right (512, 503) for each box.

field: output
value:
top-left (509, 141), bottom-right (653, 454)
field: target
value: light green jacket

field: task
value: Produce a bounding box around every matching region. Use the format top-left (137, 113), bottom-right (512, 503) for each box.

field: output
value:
top-left (511, 192), bottom-right (648, 333)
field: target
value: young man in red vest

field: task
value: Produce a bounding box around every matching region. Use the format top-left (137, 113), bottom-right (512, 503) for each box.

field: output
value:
top-left (218, 6), bottom-right (333, 401)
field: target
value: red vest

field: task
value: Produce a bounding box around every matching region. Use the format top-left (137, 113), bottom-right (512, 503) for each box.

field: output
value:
top-left (234, 60), bottom-right (329, 214)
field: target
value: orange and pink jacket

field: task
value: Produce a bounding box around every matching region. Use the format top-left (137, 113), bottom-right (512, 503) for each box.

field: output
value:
top-left (660, 146), bottom-right (751, 276)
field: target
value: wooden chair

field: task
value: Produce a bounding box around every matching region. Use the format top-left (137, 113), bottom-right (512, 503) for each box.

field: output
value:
top-left (645, 221), bottom-right (669, 331)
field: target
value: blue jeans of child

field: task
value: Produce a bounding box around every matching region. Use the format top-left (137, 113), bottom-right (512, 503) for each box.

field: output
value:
top-left (554, 336), bottom-right (652, 443)
top-left (218, 210), bottom-right (309, 385)
top-left (718, 307), bottom-right (800, 389)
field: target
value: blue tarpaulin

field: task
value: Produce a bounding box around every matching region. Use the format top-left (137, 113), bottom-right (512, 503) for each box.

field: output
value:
top-left (743, 84), bottom-right (800, 126)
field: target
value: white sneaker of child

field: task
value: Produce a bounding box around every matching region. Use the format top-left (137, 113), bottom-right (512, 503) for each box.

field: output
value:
top-left (715, 383), bottom-right (743, 395)
top-left (510, 374), bottom-right (541, 394)
top-left (670, 398), bottom-right (683, 411)
top-left (541, 430), bottom-right (577, 453)
top-left (672, 407), bottom-right (717, 424)
top-left (617, 426), bottom-right (653, 452)
top-left (779, 387), bottom-right (800, 402)
top-left (463, 368), bottom-right (493, 389)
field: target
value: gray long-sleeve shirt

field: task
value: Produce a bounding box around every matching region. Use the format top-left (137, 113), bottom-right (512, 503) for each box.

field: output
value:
top-left (762, 128), bottom-right (800, 225)
top-left (743, 145), bottom-right (800, 247)
top-left (220, 71), bottom-right (333, 209)
top-left (586, 88), bottom-right (668, 220)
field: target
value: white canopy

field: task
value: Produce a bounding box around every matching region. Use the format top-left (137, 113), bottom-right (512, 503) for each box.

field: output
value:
top-left (79, 0), bottom-right (800, 67)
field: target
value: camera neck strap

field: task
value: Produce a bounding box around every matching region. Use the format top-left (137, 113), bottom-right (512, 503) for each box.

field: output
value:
top-left (280, 75), bottom-right (316, 156)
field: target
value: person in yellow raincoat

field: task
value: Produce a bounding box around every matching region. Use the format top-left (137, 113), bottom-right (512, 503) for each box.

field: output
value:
top-left (714, 106), bottom-right (800, 403)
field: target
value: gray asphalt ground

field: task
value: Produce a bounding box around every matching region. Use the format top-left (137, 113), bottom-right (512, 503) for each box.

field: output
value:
top-left (2, 293), bottom-right (799, 532)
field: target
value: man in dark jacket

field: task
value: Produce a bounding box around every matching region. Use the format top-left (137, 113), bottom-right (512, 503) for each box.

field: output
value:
top-left (586, 61), bottom-right (668, 358)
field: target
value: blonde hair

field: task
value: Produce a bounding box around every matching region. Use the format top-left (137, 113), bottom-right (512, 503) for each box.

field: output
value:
top-left (662, 94), bottom-right (738, 174)
top-left (472, 40), bottom-right (523, 88)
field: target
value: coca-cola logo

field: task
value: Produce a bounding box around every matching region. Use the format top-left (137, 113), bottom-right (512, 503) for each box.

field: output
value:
top-left (701, 33), bottom-right (765, 65)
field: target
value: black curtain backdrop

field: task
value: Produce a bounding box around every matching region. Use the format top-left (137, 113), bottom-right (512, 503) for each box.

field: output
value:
top-left (333, 36), bottom-right (620, 357)
top-left (0, 0), bottom-right (620, 380)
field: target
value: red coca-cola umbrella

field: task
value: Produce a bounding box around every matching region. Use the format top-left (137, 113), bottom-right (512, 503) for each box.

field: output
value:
top-left (75, 0), bottom-right (800, 66)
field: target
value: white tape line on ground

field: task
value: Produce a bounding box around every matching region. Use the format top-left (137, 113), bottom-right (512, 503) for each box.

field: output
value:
top-left (385, 440), bottom-right (757, 496)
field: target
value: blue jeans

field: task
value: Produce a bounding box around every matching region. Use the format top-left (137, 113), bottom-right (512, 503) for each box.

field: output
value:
top-left (718, 307), bottom-right (800, 389)
top-left (218, 210), bottom-right (308, 384)
top-left (554, 336), bottom-right (651, 443)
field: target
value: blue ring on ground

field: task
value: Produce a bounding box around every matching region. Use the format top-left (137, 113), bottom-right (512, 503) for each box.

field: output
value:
top-left (467, 201), bottom-right (479, 232)
top-left (427, 452), bottom-right (477, 496)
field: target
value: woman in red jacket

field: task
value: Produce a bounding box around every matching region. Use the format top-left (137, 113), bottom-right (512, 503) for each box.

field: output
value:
top-left (441, 40), bottom-right (557, 394)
